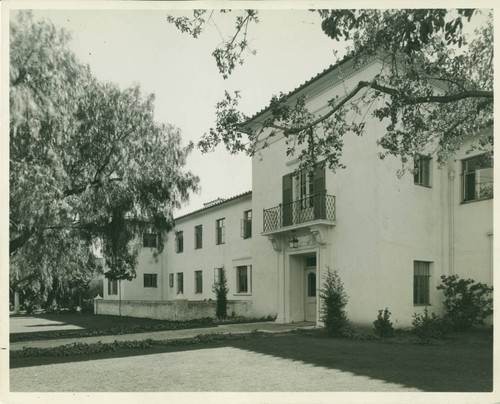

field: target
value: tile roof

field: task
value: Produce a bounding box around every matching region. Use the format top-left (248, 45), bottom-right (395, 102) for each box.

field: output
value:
top-left (175, 190), bottom-right (252, 221)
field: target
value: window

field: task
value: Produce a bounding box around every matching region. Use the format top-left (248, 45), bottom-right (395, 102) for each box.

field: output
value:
top-left (462, 154), bottom-right (493, 202)
top-left (169, 273), bottom-right (174, 288)
top-left (297, 171), bottom-right (314, 209)
top-left (177, 273), bottom-right (184, 294)
top-left (414, 261), bottom-right (431, 305)
top-left (195, 270), bottom-right (203, 294)
top-left (143, 232), bottom-right (157, 248)
top-left (216, 218), bottom-right (225, 245)
top-left (214, 267), bottom-right (225, 285)
top-left (307, 273), bottom-right (316, 297)
top-left (305, 256), bottom-right (316, 267)
top-left (108, 279), bottom-right (118, 295)
top-left (194, 225), bottom-right (203, 249)
top-left (414, 155), bottom-right (431, 187)
top-left (143, 274), bottom-right (158, 288)
top-left (236, 265), bottom-right (252, 294)
top-left (175, 231), bottom-right (183, 253)
top-left (242, 210), bottom-right (252, 239)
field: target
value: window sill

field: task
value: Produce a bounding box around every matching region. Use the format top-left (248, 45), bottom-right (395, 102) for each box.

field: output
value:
top-left (413, 304), bottom-right (431, 307)
top-left (460, 197), bottom-right (493, 205)
top-left (216, 242), bottom-right (226, 246)
top-left (414, 183), bottom-right (432, 188)
top-left (234, 293), bottom-right (252, 297)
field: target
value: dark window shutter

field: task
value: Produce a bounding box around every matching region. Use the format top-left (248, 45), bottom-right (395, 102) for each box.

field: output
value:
top-left (313, 166), bottom-right (326, 219)
top-left (282, 173), bottom-right (293, 226)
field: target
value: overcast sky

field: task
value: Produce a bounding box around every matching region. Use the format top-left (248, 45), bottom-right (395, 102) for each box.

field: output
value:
top-left (25, 6), bottom-right (343, 216)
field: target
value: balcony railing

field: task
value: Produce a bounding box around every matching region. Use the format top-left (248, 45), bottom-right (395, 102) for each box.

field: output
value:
top-left (263, 193), bottom-right (336, 233)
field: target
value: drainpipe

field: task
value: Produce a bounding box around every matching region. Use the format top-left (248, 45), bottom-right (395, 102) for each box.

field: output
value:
top-left (160, 247), bottom-right (164, 301)
top-left (447, 158), bottom-right (455, 275)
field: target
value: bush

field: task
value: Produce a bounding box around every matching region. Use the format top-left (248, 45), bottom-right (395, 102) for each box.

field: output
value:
top-left (319, 268), bottom-right (349, 336)
top-left (373, 307), bottom-right (395, 337)
top-left (213, 268), bottom-right (229, 320)
top-left (412, 308), bottom-right (450, 340)
top-left (437, 274), bottom-right (493, 330)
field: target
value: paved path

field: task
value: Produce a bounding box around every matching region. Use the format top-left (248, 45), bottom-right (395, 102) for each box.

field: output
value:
top-left (10, 321), bottom-right (314, 351)
top-left (10, 345), bottom-right (422, 392)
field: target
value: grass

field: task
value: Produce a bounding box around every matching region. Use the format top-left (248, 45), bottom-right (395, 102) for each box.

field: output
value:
top-left (232, 331), bottom-right (493, 392)
top-left (11, 330), bottom-right (492, 392)
top-left (10, 313), bottom-right (272, 342)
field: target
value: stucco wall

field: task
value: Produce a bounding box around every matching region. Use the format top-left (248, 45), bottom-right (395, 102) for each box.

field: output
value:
top-left (108, 58), bottom-right (492, 328)
top-left (95, 299), bottom-right (252, 321)
top-left (112, 193), bottom-right (254, 319)
top-left (103, 248), bottom-right (164, 301)
top-left (165, 194), bottom-right (253, 303)
top-left (250, 58), bottom-right (493, 327)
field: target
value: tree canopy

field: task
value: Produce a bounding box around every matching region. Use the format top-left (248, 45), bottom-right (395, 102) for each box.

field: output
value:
top-left (168, 9), bottom-right (493, 174)
top-left (10, 11), bottom-right (199, 309)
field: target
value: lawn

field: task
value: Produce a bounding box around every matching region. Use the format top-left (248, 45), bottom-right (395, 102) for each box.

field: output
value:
top-left (11, 331), bottom-right (493, 392)
top-left (10, 313), bottom-right (216, 342)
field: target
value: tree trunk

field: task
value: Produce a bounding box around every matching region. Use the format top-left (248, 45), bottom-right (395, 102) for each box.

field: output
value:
top-left (14, 290), bottom-right (20, 314)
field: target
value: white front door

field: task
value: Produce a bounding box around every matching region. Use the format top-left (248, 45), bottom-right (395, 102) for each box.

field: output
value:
top-left (304, 267), bottom-right (317, 322)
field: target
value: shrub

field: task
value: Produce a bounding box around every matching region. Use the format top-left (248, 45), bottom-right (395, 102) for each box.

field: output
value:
top-left (373, 307), bottom-right (395, 337)
top-left (412, 308), bottom-right (450, 340)
top-left (213, 268), bottom-right (229, 320)
top-left (437, 274), bottom-right (493, 330)
top-left (319, 267), bottom-right (349, 336)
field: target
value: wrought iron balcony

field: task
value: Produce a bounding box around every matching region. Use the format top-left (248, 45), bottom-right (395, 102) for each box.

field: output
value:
top-left (263, 193), bottom-right (336, 233)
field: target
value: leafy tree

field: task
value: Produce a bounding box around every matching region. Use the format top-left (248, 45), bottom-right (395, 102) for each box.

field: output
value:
top-left (168, 9), bottom-right (493, 174)
top-left (10, 11), bottom-right (199, 311)
top-left (319, 268), bottom-right (349, 336)
top-left (213, 268), bottom-right (229, 320)
top-left (437, 274), bottom-right (493, 330)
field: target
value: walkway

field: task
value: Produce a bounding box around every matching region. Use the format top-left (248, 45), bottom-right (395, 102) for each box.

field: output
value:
top-left (10, 321), bottom-right (315, 351)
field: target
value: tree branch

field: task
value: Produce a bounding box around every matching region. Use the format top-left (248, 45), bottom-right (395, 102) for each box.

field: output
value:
top-left (256, 80), bottom-right (493, 135)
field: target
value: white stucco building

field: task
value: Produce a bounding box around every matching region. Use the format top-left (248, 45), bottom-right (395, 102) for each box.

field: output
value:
top-left (97, 56), bottom-right (493, 328)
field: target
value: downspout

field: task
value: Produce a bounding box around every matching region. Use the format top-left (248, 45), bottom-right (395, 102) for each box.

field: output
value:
top-left (160, 247), bottom-right (164, 301)
top-left (447, 158), bottom-right (456, 275)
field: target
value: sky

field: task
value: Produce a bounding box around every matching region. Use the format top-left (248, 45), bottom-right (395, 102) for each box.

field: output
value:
top-left (23, 6), bottom-right (343, 216)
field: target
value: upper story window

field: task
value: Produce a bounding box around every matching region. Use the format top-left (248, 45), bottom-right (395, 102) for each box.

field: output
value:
top-left (175, 231), bottom-right (183, 253)
top-left (414, 155), bottom-right (431, 187)
top-left (462, 154), bottom-right (493, 202)
top-left (194, 225), bottom-right (203, 249)
top-left (297, 171), bottom-right (315, 209)
top-left (142, 232), bottom-right (157, 248)
top-left (216, 218), bottom-right (225, 245)
top-left (241, 210), bottom-right (252, 239)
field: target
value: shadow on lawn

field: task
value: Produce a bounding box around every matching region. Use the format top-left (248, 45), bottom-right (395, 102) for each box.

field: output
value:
top-left (230, 333), bottom-right (493, 392)
top-left (12, 313), bottom-right (170, 331)
top-left (11, 332), bottom-right (492, 392)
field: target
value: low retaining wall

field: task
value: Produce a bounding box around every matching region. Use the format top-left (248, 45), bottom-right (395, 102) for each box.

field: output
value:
top-left (94, 299), bottom-right (252, 321)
